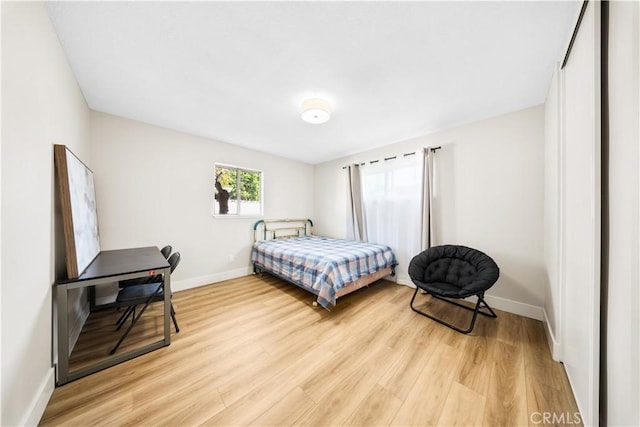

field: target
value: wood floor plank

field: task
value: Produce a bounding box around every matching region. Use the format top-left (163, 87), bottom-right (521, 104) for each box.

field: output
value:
top-left (298, 301), bottom-right (400, 403)
top-left (378, 320), bottom-right (445, 401)
top-left (40, 275), bottom-right (581, 427)
top-left (201, 347), bottom-right (336, 426)
top-left (390, 342), bottom-right (463, 426)
top-left (522, 317), bottom-right (569, 392)
top-left (483, 340), bottom-right (528, 427)
top-left (40, 389), bottom-right (133, 426)
top-left (120, 375), bottom-right (226, 426)
top-left (343, 383), bottom-right (403, 426)
top-left (526, 376), bottom-right (582, 427)
top-left (294, 344), bottom-right (395, 426)
top-left (250, 387), bottom-right (316, 426)
top-left (496, 311), bottom-right (524, 347)
top-left (454, 310), bottom-right (500, 396)
top-left (437, 381), bottom-right (487, 426)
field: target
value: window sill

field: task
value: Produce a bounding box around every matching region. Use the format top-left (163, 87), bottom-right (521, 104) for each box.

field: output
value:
top-left (212, 214), bottom-right (263, 220)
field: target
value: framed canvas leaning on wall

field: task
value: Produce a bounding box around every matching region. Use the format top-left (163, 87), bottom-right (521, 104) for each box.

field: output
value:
top-left (54, 144), bottom-right (101, 278)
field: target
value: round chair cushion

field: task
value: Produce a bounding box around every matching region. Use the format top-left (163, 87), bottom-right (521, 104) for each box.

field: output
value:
top-left (408, 245), bottom-right (499, 298)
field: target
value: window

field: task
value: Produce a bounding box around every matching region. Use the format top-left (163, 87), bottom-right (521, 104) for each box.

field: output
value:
top-left (360, 156), bottom-right (421, 284)
top-left (214, 164), bottom-right (263, 216)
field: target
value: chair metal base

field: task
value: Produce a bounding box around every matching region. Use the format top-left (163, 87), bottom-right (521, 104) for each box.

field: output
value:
top-left (115, 304), bottom-right (180, 333)
top-left (410, 287), bottom-right (497, 334)
top-left (111, 286), bottom-right (180, 355)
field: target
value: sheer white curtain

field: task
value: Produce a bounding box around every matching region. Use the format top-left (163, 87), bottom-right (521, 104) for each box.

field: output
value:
top-left (361, 155), bottom-right (421, 284)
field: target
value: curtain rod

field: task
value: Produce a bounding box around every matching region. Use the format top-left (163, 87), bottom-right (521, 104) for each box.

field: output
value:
top-left (341, 146), bottom-right (441, 169)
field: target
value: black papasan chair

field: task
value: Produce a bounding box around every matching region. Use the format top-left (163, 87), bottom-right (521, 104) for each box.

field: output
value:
top-left (408, 245), bottom-right (500, 334)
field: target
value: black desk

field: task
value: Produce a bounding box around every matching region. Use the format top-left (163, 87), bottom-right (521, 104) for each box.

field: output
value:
top-left (55, 246), bottom-right (171, 385)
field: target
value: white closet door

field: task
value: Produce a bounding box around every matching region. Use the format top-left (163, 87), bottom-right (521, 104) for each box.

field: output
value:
top-left (561, 1), bottom-right (601, 426)
top-left (605, 2), bottom-right (640, 425)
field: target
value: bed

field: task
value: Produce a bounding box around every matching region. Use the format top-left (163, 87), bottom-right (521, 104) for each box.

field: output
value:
top-left (251, 219), bottom-right (397, 309)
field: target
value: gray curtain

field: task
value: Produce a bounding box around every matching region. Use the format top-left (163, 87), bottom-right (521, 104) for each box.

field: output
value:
top-left (421, 147), bottom-right (435, 250)
top-left (346, 164), bottom-right (367, 241)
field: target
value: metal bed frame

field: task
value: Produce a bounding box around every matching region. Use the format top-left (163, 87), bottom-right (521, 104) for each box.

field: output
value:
top-left (253, 218), bottom-right (314, 242)
top-left (252, 218), bottom-right (395, 307)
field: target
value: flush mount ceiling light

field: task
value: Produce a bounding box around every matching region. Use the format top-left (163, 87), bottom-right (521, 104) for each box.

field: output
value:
top-left (301, 98), bottom-right (331, 124)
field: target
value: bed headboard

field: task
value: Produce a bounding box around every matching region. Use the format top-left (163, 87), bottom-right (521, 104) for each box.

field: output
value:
top-left (253, 219), bottom-right (314, 242)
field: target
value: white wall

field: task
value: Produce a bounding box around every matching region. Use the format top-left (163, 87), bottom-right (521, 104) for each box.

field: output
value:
top-left (89, 112), bottom-right (315, 291)
top-left (605, 2), bottom-right (640, 425)
top-left (314, 106), bottom-right (546, 317)
top-left (1, 2), bottom-right (91, 425)
top-left (544, 64), bottom-right (562, 359)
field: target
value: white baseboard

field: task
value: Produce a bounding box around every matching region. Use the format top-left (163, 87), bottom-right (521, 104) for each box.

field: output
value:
top-left (543, 308), bottom-right (562, 361)
top-left (396, 277), bottom-right (413, 287)
top-left (171, 266), bottom-right (253, 292)
top-left (21, 367), bottom-right (55, 426)
top-left (481, 293), bottom-right (544, 321)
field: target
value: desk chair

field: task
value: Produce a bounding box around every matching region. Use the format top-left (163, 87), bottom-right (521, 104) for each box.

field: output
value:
top-left (111, 251), bottom-right (181, 354)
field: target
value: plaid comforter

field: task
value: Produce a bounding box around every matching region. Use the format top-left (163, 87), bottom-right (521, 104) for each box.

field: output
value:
top-left (251, 235), bottom-right (397, 309)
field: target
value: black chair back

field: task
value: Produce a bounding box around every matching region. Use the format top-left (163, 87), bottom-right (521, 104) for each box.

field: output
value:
top-left (160, 245), bottom-right (172, 259)
top-left (168, 252), bottom-right (181, 273)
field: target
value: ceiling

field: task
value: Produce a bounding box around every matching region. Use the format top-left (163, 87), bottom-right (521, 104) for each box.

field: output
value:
top-left (46, 1), bottom-right (579, 165)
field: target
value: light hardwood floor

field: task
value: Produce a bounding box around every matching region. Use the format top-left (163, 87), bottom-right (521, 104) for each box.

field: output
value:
top-left (41, 275), bottom-right (580, 426)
